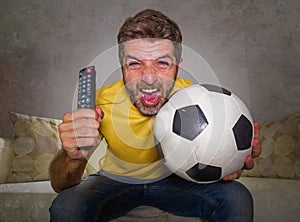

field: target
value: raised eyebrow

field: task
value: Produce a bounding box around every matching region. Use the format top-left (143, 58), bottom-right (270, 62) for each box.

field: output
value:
top-left (124, 55), bottom-right (141, 62)
top-left (124, 54), bottom-right (174, 64)
top-left (156, 55), bottom-right (173, 60)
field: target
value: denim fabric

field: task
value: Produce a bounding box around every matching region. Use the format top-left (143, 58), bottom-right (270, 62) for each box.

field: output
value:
top-left (49, 173), bottom-right (253, 222)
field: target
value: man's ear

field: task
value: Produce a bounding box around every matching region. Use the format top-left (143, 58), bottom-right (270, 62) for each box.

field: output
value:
top-left (177, 58), bottom-right (183, 72)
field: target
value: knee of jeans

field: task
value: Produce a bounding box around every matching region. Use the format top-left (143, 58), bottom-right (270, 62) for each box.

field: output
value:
top-left (208, 181), bottom-right (253, 222)
top-left (49, 188), bottom-right (93, 221)
top-left (221, 181), bottom-right (253, 209)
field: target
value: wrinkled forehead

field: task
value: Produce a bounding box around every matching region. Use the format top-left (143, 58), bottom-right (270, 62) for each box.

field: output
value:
top-left (123, 38), bottom-right (175, 60)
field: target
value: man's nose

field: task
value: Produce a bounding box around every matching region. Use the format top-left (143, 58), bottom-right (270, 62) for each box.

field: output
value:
top-left (142, 64), bottom-right (157, 85)
top-left (141, 73), bottom-right (158, 85)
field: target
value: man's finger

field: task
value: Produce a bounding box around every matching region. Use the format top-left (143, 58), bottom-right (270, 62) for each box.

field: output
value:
top-left (63, 109), bottom-right (98, 122)
top-left (254, 121), bottom-right (260, 138)
top-left (244, 155), bottom-right (254, 170)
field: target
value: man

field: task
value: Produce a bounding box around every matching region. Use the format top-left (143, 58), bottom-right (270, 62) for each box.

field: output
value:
top-left (49, 9), bottom-right (261, 222)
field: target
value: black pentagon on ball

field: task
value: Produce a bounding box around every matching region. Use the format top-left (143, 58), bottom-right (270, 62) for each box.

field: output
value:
top-left (232, 114), bottom-right (253, 150)
top-left (186, 163), bottom-right (222, 182)
top-left (201, 84), bottom-right (232, 96)
top-left (173, 105), bottom-right (208, 141)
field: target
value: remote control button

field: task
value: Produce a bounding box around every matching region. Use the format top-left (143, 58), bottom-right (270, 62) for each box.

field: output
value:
top-left (87, 68), bottom-right (93, 74)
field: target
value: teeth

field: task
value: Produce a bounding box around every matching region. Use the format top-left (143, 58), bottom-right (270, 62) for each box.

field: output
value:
top-left (141, 88), bottom-right (158, 94)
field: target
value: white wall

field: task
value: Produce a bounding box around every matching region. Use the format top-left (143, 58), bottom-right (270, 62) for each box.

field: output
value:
top-left (0, 0), bottom-right (299, 137)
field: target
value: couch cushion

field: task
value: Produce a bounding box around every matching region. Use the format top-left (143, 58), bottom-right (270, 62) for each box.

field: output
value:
top-left (7, 112), bottom-right (62, 183)
top-left (243, 110), bottom-right (300, 179)
top-left (113, 206), bottom-right (204, 222)
top-left (0, 138), bottom-right (13, 183)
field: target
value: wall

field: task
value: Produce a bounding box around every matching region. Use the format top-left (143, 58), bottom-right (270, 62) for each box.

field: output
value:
top-left (0, 0), bottom-right (299, 137)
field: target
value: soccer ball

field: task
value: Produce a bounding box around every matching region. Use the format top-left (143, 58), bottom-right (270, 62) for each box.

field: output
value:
top-left (154, 84), bottom-right (253, 183)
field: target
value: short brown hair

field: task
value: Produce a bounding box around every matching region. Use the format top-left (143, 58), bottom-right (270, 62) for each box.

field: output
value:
top-left (117, 9), bottom-right (182, 64)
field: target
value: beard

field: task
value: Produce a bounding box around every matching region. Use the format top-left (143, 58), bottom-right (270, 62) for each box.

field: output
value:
top-left (125, 76), bottom-right (176, 116)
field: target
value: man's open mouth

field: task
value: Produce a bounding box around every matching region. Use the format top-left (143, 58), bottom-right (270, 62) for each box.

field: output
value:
top-left (140, 88), bottom-right (162, 106)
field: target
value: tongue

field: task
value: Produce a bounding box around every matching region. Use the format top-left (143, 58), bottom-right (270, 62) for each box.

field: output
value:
top-left (142, 93), bottom-right (160, 106)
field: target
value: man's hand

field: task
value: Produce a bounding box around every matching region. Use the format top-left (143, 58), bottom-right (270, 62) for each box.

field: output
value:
top-left (50, 107), bottom-right (103, 193)
top-left (223, 121), bottom-right (261, 181)
top-left (58, 108), bottom-right (103, 160)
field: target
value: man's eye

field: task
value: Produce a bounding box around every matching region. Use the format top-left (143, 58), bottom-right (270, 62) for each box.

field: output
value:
top-left (128, 62), bottom-right (141, 70)
top-left (156, 61), bottom-right (169, 68)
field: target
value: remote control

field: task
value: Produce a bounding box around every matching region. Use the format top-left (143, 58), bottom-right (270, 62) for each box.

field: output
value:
top-left (77, 66), bottom-right (96, 150)
top-left (77, 66), bottom-right (96, 109)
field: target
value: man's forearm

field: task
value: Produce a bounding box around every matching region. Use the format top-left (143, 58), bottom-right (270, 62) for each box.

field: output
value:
top-left (50, 150), bottom-right (87, 193)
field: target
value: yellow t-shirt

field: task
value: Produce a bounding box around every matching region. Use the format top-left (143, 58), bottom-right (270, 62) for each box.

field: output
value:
top-left (96, 78), bottom-right (192, 181)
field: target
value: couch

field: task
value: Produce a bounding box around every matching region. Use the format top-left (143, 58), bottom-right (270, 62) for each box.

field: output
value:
top-left (0, 111), bottom-right (300, 222)
top-left (0, 177), bottom-right (299, 222)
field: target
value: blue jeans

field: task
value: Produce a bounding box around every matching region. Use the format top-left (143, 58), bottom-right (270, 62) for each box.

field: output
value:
top-left (49, 172), bottom-right (253, 222)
